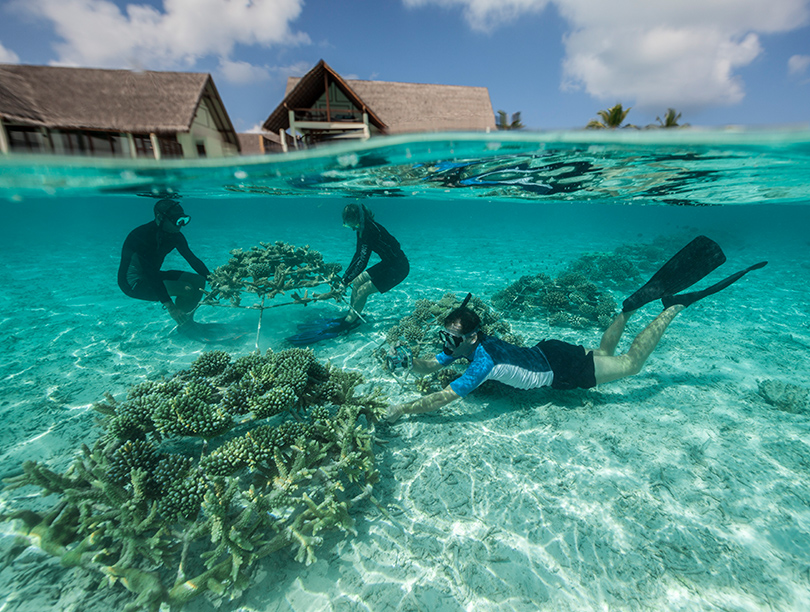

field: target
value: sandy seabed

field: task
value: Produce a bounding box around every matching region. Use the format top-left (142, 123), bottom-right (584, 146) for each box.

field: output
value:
top-left (1, 199), bottom-right (810, 611)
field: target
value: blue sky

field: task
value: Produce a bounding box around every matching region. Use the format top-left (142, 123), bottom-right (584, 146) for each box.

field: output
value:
top-left (1, 0), bottom-right (808, 132)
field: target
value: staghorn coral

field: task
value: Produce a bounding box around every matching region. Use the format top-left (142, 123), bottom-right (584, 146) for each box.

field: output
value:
top-left (202, 241), bottom-right (343, 309)
top-left (1, 348), bottom-right (387, 612)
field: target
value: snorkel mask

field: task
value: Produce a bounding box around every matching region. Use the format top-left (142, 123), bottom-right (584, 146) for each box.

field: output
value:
top-left (154, 199), bottom-right (190, 229)
top-left (440, 293), bottom-right (478, 355)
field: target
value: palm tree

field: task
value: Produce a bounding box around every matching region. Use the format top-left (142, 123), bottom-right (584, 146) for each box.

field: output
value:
top-left (586, 104), bottom-right (632, 129)
top-left (496, 110), bottom-right (525, 130)
top-left (656, 108), bottom-right (688, 128)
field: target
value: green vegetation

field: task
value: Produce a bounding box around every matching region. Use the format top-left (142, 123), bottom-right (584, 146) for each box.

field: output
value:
top-left (586, 104), bottom-right (632, 129)
top-left (496, 110), bottom-right (525, 130)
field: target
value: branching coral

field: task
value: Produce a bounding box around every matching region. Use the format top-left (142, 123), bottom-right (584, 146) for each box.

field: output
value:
top-left (202, 241), bottom-right (343, 309)
top-left (1, 348), bottom-right (387, 611)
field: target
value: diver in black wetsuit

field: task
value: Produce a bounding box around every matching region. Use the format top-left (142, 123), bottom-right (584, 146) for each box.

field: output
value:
top-left (118, 199), bottom-right (210, 328)
top-left (339, 203), bottom-right (409, 330)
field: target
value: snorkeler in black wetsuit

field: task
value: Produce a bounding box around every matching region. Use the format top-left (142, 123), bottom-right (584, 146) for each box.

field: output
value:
top-left (118, 199), bottom-right (210, 327)
top-left (287, 203), bottom-right (409, 345)
top-left (339, 203), bottom-right (409, 327)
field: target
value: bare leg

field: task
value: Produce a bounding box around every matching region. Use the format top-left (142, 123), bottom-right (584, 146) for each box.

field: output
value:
top-left (344, 271), bottom-right (379, 324)
top-left (592, 310), bottom-right (633, 357)
top-left (592, 304), bottom-right (685, 385)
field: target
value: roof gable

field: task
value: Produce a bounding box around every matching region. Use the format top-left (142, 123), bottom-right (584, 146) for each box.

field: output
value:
top-left (263, 60), bottom-right (386, 133)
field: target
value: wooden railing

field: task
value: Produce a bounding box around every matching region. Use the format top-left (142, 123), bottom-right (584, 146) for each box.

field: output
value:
top-left (290, 108), bottom-right (364, 123)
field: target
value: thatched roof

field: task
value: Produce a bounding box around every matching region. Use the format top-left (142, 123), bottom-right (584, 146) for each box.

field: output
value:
top-left (0, 64), bottom-right (237, 139)
top-left (263, 59), bottom-right (495, 134)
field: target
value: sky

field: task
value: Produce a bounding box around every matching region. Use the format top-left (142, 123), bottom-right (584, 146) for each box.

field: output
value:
top-left (0, 0), bottom-right (808, 132)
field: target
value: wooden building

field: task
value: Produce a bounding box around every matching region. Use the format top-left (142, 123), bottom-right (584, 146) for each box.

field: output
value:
top-left (0, 64), bottom-right (240, 158)
top-left (263, 60), bottom-right (495, 151)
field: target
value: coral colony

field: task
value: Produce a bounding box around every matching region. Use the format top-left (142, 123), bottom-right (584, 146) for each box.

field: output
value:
top-left (203, 241), bottom-right (343, 309)
top-left (2, 348), bottom-right (386, 611)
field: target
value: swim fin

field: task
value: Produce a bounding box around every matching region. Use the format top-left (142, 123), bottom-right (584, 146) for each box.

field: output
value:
top-left (286, 317), bottom-right (361, 346)
top-left (662, 261), bottom-right (767, 308)
top-left (622, 236), bottom-right (727, 312)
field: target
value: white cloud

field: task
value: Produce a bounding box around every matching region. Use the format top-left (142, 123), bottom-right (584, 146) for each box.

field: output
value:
top-left (0, 41), bottom-right (20, 63)
top-left (788, 54), bottom-right (810, 76)
top-left (19, 0), bottom-right (309, 70)
top-left (218, 59), bottom-right (270, 85)
top-left (403, 0), bottom-right (551, 32)
top-left (405, 0), bottom-right (810, 110)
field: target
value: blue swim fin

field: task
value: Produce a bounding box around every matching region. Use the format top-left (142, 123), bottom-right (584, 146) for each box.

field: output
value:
top-left (286, 317), bottom-right (360, 346)
top-left (622, 236), bottom-right (727, 312)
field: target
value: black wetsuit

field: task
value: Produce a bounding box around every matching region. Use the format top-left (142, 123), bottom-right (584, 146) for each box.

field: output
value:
top-left (343, 219), bottom-right (409, 293)
top-left (118, 221), bottom-right (210, 303)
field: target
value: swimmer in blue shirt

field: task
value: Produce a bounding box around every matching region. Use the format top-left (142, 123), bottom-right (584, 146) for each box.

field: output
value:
top-left (386, 239), bottom-right (767, 423)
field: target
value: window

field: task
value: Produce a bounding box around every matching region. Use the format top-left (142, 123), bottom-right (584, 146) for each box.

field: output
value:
top-left (132, 134), bottom-right (154, 158)
top-left (7, 126), bottom-right (47, 153)
top-left (196, 142), bottom-right (207, 157)
top-left (158, 135), bottom-right (183, 159)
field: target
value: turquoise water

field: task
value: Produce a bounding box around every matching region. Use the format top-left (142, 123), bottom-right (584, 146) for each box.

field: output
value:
top-left (1, 130), bottom-right (810, 611)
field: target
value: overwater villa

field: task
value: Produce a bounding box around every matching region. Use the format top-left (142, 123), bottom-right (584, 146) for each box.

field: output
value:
top-left (0, 64), bottom-right (240, 159)
top-left (260, 59), bottom-right (496, 152)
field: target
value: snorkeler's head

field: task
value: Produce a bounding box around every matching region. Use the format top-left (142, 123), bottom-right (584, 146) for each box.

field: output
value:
top-left (443, 305), bottom-right (480, 336)
top-left (154, 199), bottom-right (190, 230)
top-left (342, 203), bottom-right (372, 230)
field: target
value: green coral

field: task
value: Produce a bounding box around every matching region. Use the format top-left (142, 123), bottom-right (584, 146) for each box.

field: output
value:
top-left (1, 348), bottom-right (387, 612)
top-left (202, 241), bottom-right (343, 308)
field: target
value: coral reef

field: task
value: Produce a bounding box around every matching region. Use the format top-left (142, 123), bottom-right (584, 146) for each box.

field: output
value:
top-left (202, 241), bottom-right (343, 308)
top-left (489, 238), bottom-right (687, 329)
top-left (1, 348), bottom-right (386, 611)
top-left (491, 270), bottom-right (618, 329)
top-left (757, 379), bottom-right (809, 414)
top-left (379, 293), bottom-right (522, 394)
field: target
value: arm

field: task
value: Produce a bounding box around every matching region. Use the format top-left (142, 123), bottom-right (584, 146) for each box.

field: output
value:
top-left (386, 386), bottom-right (461, 423)
top-left (412, 356), bottom-right (445, 375)
top-left (342, 228), bottom-right (372, 286)
top-left (175, 234), bottom-right (211, 278)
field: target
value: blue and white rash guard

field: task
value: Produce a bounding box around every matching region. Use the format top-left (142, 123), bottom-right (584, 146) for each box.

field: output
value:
top-left (436, 335), bottom-right (554, 397)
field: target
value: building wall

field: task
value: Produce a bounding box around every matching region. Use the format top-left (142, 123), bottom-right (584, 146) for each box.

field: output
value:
top-left (181, 97), bottom-right (239, 158)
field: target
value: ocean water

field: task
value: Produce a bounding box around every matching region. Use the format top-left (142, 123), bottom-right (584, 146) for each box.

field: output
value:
top-left (1, 130), bottom-right (810, 612)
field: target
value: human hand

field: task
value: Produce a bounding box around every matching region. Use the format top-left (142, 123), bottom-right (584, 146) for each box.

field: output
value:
top-left (165, 302), bottom-right (190, 326)
top-left (386, 403), bottom-right (407, 423)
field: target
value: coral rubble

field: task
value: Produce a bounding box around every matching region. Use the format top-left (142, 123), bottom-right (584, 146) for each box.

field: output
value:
top-left (1, 348), bottom-right (386, 611)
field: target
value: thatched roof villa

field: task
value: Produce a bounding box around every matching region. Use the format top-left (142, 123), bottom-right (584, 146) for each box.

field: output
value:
top-left (0, 64), bottom-right (240, 158)
top-left (261, 59), bottom-right (496, 152)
